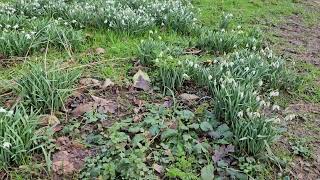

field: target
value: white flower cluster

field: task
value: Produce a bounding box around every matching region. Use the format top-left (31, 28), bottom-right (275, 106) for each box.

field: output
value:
top-left (0, 107), bottom-right (14, 117)
top-left (5, 0), bottom-right (197, 33)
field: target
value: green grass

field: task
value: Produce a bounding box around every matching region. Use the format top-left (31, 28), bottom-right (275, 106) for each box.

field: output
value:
top-left (193, 0), bottom-right (319, 29)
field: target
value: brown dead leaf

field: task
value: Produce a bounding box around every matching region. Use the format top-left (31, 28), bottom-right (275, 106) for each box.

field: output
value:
top-left (92, 95), bottom-right (117, 114)
top-left (53, 151), bottom-right (75, 175)
top-left (153, 163), bottom-right (164, 174)
top-left (40, 115), bottom-right (60, 126)
top-left (101, 78), bottom-right (114, 89)
top-left (53, 160), bottom-right (75, 175)
top-left (71, 102), bottom-right (95, 117)
top-left (133, 70), bottom-right (151, 91)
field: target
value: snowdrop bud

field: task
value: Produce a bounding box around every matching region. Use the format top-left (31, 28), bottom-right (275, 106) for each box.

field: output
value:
top-left (208, 75), bottom-right (213, 80)
top-left (237, 111), bottom-right (243, 118)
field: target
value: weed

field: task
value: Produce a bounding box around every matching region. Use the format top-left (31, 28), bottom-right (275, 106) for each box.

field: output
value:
top-left (289, 138), bottom-right (312, 158)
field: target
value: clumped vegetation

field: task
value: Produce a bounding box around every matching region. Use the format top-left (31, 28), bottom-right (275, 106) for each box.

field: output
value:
top-left (0, 0), bottom-right (315, 179)
top-left (0, 107), bottom-right (40, 170)
top-left (15, 64), bottom-right (81, 114)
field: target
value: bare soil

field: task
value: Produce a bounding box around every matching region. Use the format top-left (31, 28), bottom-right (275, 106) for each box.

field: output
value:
top-left (273, 1), bottom-right (320, 179)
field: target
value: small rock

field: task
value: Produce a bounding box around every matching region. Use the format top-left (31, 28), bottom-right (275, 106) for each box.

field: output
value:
top-left (179, 93), bottom-right (200, 101)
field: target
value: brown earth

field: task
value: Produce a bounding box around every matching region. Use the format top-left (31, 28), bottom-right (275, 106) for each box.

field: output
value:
top-left (273, 1), bottom-right (320, 179)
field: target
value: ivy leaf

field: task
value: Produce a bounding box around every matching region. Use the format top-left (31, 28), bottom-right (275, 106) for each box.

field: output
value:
top-left (208, 124), bottom-right (232, 139)
top-left (188, 123), bottom-right (200, 130)
top-left (201, 164), bottom-right (214, 180)
top-left (177, 110), bottom-right (194, 120)
top-left (161, 129), bottom-right (178, 140)
top-left (200, 121), bottom-right (213, 132)
top-left (132, 134), bottom-right (145, 147)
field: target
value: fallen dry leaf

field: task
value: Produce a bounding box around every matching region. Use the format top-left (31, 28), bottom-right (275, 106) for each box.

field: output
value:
top-left (153, 163), bottom-right (164, 174)
top-left (40, 115), bottom-right (60, 126)
top-left (79, 78), bottom-right (101, 87)
top-left (92, 95), bottom-right (117, 114)
top-left (71, 102), bottom-right (95, 117)
top-left (101, 78), bottom-right (114, 89)
top-left (53, 160), bottom-right (75, 175)
top-left (179, 93), bottom-right (200, 101)
top-left (133, 69), bottom-right (151, 91)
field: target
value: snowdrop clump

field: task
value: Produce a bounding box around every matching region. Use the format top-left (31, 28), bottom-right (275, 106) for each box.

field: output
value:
top-left (8, 0), bottom-right (197, 33)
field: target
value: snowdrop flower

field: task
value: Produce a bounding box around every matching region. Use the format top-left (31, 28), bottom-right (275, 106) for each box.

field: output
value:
top-left (244, 67), bottom-right (249, 72)
top-left (6, 110), bottom-right (13, 117)
top-left (237, 111), bottom-right (243, 118)
top-left (253, 46), bottom-right (256, 51)
top-left (208, 75), bottom-right (213, 80)
top-left (0, 107), bottom-right (6, 113)
top-left (269, 90), bottom-right (279, 97)
top-left (256, 96), bottom-right (261, 102)
top-left (259, 100), bottom-right (266, 107)
top-left (237, 25), bottom-right (241, 29)
top-left (188, 61), bottom-right (194, 67)
top-left (239, 92), bottom-right (244, 99)
top-left (182, 74), bottom-right (190, 80)
top-left (272, 105), bottom-right (280, 111)
top-left (285, 114), bottom-right (296, 121)
top-left (253, 112), bottom-right (261, 118)
top-left (221, 29), bottom-right (225, 32)
top-left (25, 34), bottom-right (31, 39)
top-left (13, 24), bottom-right (19, 29)
top-left (3, 142), bottom-right (11, 149)
top-left (268, 51), bottom-right (273, 59)
top-left (194, 64), bottom-right (199, 68)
